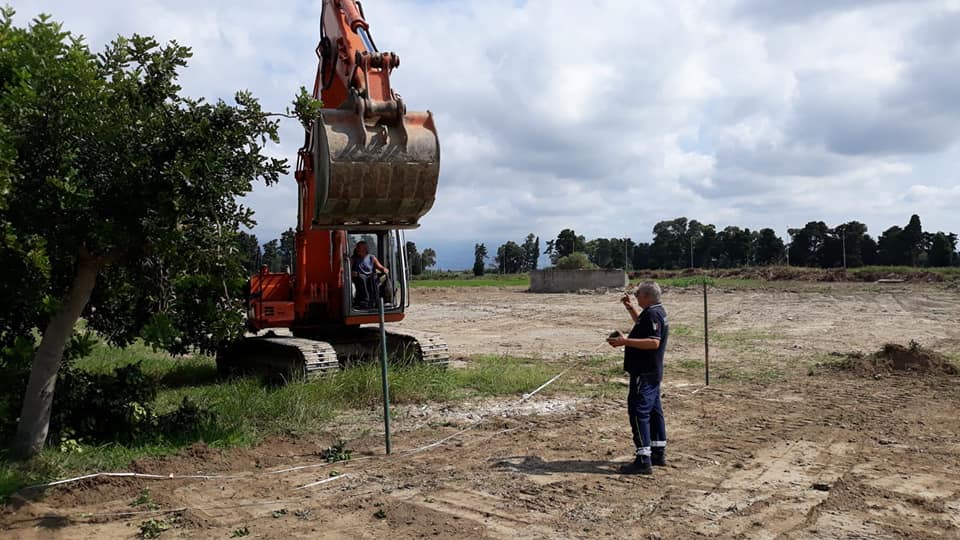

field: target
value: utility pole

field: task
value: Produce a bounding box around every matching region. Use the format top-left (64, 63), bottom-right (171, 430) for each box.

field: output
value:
top-left (690, 235), bottom-right (695, 268)
top-left (624, 237), bottom-right (630, 271)
top-left (840, 226), bottom-right (847, 269)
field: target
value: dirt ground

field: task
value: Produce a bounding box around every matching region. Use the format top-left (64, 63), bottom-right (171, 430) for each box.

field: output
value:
top-left (4, 282), bottom-right (960, 539)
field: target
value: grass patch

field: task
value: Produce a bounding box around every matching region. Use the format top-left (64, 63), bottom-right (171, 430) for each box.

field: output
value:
top-left (676, 358), bottom-right (705, 370)
top-left (0, 345), bottom-right (562, 501)
top-left (78, 341), bottom-right (218, 388)
top-left (450, 355), bottom-right (558, 396)
top-left (670, 324), bottom-right (697, 338)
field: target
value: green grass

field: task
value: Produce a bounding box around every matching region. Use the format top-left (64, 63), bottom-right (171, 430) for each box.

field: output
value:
top-left (0, 347), bottom-right (560, 501)
top-left (79, 341), bottom-right (219, 388)
top-left (676, 358), bottom-right (705, 371)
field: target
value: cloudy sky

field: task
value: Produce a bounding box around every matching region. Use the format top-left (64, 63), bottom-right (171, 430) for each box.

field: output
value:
top-left (15, 0), bottom-right (960, 269)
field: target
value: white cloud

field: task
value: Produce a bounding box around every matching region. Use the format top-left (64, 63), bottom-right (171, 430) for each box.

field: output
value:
top-left (14, 0), bottom-right (960, 269)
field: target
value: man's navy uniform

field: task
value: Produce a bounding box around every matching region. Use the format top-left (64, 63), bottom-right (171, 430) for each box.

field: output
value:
top-left (624, 303), bottom-right (668, 465)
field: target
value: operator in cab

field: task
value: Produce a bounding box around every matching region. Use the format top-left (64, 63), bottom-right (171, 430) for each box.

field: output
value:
top-left (607, 281), bottom-right (669, 475)
top-left (350, 241), bottom-right (389, 309)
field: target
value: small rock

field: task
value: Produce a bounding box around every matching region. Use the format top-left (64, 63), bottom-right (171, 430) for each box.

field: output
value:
top-left (812, 483), bottom-right (831, 491)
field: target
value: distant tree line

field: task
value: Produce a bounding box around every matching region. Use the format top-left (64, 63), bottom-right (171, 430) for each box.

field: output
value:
top-left (486, 214), bottom-right (958, 272)
top-left (473, 234), bottom-right (540, 275)
top-left (236, 229), bottom-right (437, 276)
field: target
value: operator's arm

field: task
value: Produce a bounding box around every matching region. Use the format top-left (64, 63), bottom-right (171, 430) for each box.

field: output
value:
top-left (372, 256), bottom-right (389, 274)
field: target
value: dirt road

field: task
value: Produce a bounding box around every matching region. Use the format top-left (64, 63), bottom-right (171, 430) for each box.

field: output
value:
top-left (4, 283), bottom-right (960, 539)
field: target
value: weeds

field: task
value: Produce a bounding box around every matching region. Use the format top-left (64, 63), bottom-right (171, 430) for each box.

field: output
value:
top-left (319, 439), bottom-right (352, 463)
top-left (139, 518), bottom-right (169, 539)
top-left (132, 489), bottom-right (159, 510)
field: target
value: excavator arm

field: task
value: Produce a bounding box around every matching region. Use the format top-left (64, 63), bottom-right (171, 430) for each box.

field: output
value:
top-left (300, 0), bottom-right (440, 229)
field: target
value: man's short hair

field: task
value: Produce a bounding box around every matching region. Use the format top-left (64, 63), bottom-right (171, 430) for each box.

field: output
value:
top-left (635, 281), bottom-right (662, 303)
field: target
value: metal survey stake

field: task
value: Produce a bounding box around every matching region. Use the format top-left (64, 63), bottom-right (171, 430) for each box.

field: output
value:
top-left (703, 279), bottom-right (710, 386)
top-left (378, 298), bottom-right (392, 454)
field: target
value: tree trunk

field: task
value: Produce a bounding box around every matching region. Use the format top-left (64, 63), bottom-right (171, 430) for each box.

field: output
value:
top-left (12, 249), bottom-right (101, 459)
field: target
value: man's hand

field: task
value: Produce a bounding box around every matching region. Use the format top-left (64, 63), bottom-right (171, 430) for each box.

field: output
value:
top-left (620, 294), bottom-right (633, 307)
top-left (607, 331), bottom-right (625, 348)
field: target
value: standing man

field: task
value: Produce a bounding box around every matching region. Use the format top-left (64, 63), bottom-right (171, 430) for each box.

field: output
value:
top-left (607, 281), bottom-right (669, 475)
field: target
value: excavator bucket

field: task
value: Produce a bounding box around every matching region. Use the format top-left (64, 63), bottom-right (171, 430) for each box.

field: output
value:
top-left (311, 108), bottom-right (439, 229)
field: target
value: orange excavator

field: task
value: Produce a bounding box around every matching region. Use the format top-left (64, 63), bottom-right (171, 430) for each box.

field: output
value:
top-left (217, 0), bottom-right (448, 378)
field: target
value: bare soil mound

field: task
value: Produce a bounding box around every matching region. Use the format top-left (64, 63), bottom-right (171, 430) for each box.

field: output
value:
top-left (836, 343), bottom-right (959, 376)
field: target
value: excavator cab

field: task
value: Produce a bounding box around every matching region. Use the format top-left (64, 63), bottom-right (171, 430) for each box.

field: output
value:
top-left (343, 230), bottom-right (408, 316)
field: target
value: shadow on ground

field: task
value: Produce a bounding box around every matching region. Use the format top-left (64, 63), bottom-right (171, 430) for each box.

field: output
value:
top-left (490, 455), bottom-right (624, 475)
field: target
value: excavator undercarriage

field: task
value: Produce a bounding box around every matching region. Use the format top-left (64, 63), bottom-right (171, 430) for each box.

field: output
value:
top-left (217, 327), bottom-right (449, 381)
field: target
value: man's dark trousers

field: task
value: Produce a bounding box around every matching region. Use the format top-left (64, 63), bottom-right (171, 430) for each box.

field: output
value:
top-left (628, 373), bottom-right (666, 458)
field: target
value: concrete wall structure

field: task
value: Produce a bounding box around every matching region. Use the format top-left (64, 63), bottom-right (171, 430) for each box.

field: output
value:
top-left (529, 269), bottom-right (627, 293)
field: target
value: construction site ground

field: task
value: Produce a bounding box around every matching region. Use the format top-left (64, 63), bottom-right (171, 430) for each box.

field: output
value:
top-left (4, 281), bottom-right (960, 539)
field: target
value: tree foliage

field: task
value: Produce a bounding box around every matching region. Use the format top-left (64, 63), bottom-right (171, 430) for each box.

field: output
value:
top-left (516, 214), bottom-right (957, 273)
top-left (495, 241), bottom-right (526, 274)
top-left (473, 243), bottom-right (487, 276)
top-left (556, 252), bottom-right (596, 270)
top-left (421, 248), bottom-right (437, 270)
top-left (261, 240), bottom-right (281, 273)
top-left (0, 10), bottom-right (286, 457)
top-left (279, 228), bottom-right (296, 272)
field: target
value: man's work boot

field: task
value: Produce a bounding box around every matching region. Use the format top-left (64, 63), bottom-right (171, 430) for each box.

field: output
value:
top-left (619, 455), bottom-right (653, 475)
top-left (651, 451), bottom-right (666, 467)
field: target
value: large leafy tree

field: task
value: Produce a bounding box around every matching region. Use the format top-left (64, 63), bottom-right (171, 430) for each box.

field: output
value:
top-left (878, 226), bottom-right (907, 266)
top-left (928, 232), bottom-right (958, 267)
top-left (421, 248), bottom-right (437, 270)
top-left (787, 221), bottom-right (829, 267)
top-left (0, 11), bottom-right (286, 458)
top-left (754, 228), bottom-right (785, 266)
top-left (651, 218), bottom-right (689, 269)
top-left (551, 229), bottom-right (586, 263)
top-left (495, 241), bottom-right (526, 273)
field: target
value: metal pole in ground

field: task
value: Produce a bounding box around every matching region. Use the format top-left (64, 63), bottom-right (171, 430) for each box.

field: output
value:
top-left (378, 297), bottom-right (392, 454)
top-left (703, 278), bottom-right (710, 386)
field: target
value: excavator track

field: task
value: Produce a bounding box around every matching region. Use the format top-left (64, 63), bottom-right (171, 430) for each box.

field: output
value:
top-left (217, 335), bottom-right (340, 381)
top-left (218, 328), bottom-right (449, 381)
top-left (318, 326), bottom-right (450, 368)
top-left (382, 327), bottom-right (450, 367)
